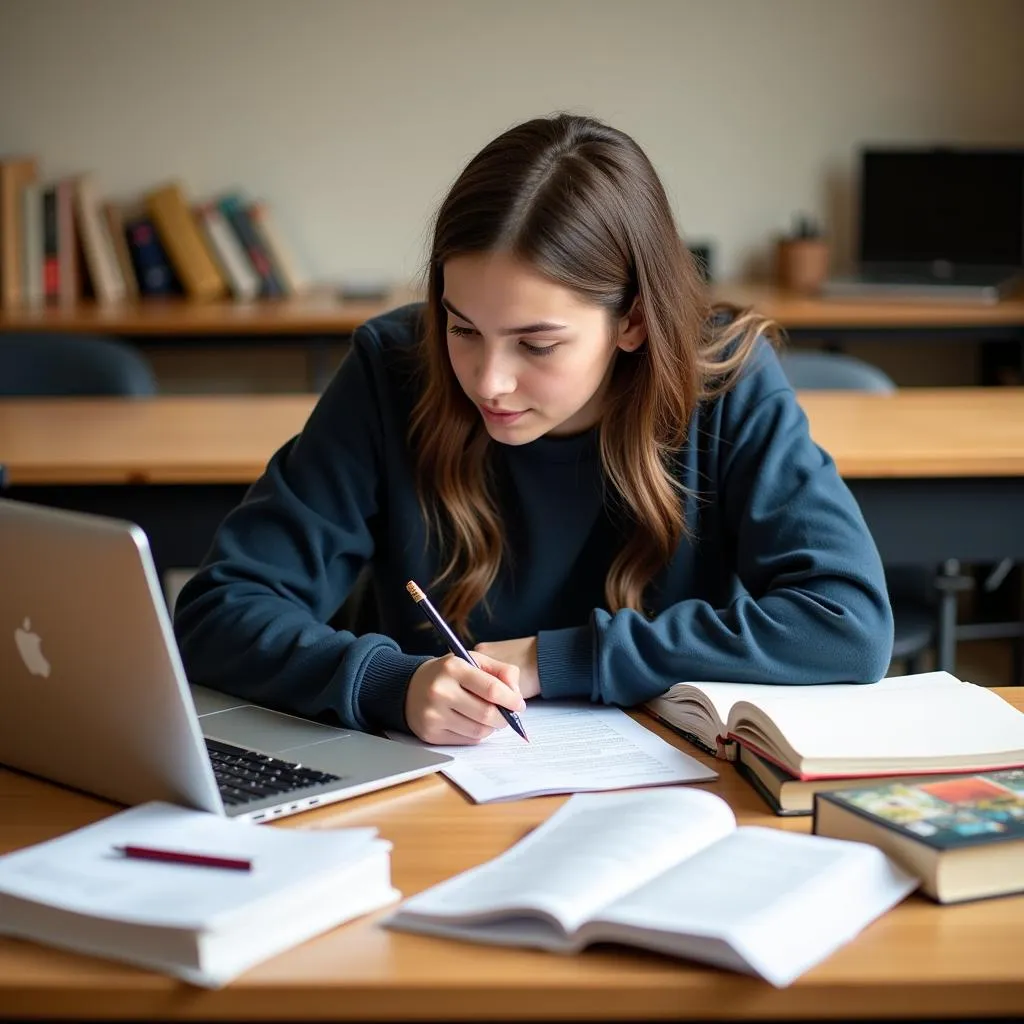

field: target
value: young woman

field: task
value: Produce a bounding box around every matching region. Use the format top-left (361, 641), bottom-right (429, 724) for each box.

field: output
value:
top-left (174, 114), bottom-right (893, 746)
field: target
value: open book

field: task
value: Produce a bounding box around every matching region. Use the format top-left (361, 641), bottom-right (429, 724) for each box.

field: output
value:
top-left (386, 789), bottom-right (916, 987)
top-left (0, 801), bottom-right (397, 987)
top-left (645, 671), bottom-right (1024, 780)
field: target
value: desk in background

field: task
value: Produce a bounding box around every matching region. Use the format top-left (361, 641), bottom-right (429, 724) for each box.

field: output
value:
top-left (2, 389), bottom-right (1023, 678)
top-left (3, 285), bottom-right (1023, 390)
top-left (1, 690), bottom-right (1022, 1021)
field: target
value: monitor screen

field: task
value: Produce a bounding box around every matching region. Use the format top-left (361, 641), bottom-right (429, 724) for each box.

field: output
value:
top-left (859, 149), bottom-right (1024, 267)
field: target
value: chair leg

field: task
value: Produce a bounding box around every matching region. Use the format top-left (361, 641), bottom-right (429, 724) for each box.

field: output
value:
top-left (934, 558), bottom-right (974, 675)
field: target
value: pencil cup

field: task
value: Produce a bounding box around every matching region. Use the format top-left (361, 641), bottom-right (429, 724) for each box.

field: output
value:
top-left (775, 238), bottom-right (830, 294)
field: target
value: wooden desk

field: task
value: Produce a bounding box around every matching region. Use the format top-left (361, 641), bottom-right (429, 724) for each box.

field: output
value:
top-left (3, 285), bottom-right (1023, 389)
top-left (3, 390), bottom-right (1024, 675)
top-left (2, 389), bottom-right (1023, 486)
top-left (715, 283), bottom-right (1024, 331)
top-left (2, 692), bottom-right (1022, 1021)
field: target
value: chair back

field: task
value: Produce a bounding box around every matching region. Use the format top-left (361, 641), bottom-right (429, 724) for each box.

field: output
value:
top-left (0, 333), bottom-right (158, 397)
top-left (778, 350), bottom-right (896, 393)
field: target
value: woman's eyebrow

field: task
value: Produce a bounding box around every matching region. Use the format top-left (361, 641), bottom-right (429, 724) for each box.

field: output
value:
top-left (441, 297), bottom-right (569, 336)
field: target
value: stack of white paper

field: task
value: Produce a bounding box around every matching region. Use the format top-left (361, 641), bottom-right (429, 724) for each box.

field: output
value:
top-left (0, 801), bottom-right (397, 987)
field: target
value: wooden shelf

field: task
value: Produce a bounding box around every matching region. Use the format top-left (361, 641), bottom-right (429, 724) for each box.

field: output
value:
top-left (3, 284), bottom-right (1023, 337)
top-left (0, 287), bottom-right (419, 336)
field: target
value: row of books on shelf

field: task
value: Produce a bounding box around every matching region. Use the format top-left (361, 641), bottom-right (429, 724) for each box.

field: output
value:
top-left (0, 156), bottom-right (309, 310)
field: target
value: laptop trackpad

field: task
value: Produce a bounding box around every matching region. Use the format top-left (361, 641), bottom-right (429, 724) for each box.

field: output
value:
top-left (200, 706), bottom-right (351, 756)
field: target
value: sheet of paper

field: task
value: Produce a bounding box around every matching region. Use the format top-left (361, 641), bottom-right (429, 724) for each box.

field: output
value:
top-left (388, 700), bottom-right (717, 802)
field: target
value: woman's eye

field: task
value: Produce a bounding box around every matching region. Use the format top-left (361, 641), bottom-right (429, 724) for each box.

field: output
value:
top-left (447, 324), bottom-right (477, 337)
top-left (521, 342), bottom-right (558, 356)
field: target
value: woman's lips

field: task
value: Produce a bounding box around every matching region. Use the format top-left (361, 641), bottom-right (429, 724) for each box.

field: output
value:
top-left (479, 405), bottom-right (527, 425)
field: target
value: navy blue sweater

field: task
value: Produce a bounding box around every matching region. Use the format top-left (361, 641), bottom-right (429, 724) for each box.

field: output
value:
top-left (173, 305), bottom-right (894, 734)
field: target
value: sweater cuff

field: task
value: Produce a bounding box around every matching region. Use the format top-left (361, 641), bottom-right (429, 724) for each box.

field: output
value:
top-left (355, 645), bottom-right (432, 734)
top-left (537, 625), bottom-right (594, 700)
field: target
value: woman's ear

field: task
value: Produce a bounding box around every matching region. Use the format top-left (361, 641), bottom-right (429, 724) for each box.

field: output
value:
top-left (615, 298), bottom-right (647, 352)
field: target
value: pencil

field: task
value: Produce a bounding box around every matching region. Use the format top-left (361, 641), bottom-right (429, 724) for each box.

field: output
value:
top-left (114, 845), bottom-right (252, 871)
top-left (405, 579), bottom-right (529, 742)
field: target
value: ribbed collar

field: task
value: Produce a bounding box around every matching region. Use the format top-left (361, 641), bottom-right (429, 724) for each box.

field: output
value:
top-left (496, 426), bottom-right (601, 465)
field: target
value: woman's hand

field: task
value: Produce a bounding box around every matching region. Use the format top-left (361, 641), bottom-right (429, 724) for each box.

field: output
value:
top-left (473, 637), bottom-right (541, 700)
top-left (405, 652), bottom-right (524, 745)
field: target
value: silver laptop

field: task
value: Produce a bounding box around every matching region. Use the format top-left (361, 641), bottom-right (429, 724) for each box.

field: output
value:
top-left (823, 147), bottom-right (1024, 303)
top-left (0, 498), bottom-right (451, 822)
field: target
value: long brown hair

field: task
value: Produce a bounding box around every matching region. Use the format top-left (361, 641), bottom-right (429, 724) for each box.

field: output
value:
top-left (409, 113), bottom-right (775, 634)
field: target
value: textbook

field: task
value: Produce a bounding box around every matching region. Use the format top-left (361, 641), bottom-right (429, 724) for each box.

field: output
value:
top-left (0, 801), bottom-right (398, 987)
top-left (736, 745), bottom-right (934, 817)
top-left (387, 789), bottom-right (916, 987)
top-left (645, 671), bottom-right (1024, 780)
top-left (813, 770), bottom-right (1024, 904)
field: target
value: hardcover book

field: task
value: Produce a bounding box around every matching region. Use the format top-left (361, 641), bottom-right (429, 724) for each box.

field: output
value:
top-left (813, 770), bottom-right (1024, 903)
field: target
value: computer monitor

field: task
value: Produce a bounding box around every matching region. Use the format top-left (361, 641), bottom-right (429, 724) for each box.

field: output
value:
top-left (859, 148), bottom-right (1024, 270)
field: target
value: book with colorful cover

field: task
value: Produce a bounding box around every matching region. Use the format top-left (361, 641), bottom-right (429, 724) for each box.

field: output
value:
top-left (813, 770), bottom-right (1024, 903)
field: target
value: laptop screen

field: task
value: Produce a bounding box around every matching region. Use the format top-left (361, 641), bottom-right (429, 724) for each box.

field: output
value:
top-left (859, 149), bottom-right (1024, 268)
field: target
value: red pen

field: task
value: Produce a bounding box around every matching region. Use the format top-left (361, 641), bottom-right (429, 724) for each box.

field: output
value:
top-left (114, 845), bottom-right (252, 872)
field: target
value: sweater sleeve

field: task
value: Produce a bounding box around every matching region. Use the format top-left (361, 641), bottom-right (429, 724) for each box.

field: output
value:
top-left (535, 341), bottom-right (895, 706)
top-left (173, 325), bottom-right (429, 733)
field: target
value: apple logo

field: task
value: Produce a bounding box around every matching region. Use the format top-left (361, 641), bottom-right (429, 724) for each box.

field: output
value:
top-left (14, 618), bottom-right (50, 678)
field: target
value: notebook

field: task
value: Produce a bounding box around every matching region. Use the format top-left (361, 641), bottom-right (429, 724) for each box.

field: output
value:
top-left (386, 788), bottom-right (916, 988)
top-left (823, 147), bottom-right (1024, 302)
top-left (0, 801), bottom-right (397, 986)
top-left (0, 498), bottom-right (451, 821)
top-left (644, 672), bottom-right (1024, 780)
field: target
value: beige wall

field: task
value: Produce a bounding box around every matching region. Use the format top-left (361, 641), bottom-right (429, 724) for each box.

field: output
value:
top-left (2, 0), bottom-right (1023, 287)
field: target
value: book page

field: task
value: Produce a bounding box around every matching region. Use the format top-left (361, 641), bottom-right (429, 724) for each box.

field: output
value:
top-left (727, 673), bottom-right (1024, 774)
top-left (390, 789), bottom-right (736, 937)
top-left (388, 701), bottom-right (717, 803)
top-left (654, 674), bottom-right (938, 737)
top-left (590, 826), bottom-right (916, 987)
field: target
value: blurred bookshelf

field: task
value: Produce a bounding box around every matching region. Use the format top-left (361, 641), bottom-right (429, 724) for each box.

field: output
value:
top-left (0, 154), bottom-right (339, 315)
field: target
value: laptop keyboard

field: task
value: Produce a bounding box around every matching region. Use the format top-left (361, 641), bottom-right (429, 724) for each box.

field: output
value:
top-left (205, 737), bottom-right (343, 807)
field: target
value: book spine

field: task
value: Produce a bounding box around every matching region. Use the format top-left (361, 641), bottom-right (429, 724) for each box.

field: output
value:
top-left (218, 195), bottom-right (286, 298)
top-left (734, 757), bottom-right (806, 817)
top-left (42, 186), bottom-right (60, 302)
top-left (0, 157), bottom-right (39, 308)
top-left (74, 175), bottom-right (127, 305)
top-left (124, 216), bottom-right (181, 297)
top-left (195, 202), bottom-right (260, 301)
top-left (102, 202), bottom-right (140, 301)
top-left (55, 178), bottom-right (80, 305)
top-left (248, 200), bottom-right (308, 295)
top-left (146, 183), bottom-right (226, 301)
top-left (20, 181), bottom-right (45, 308)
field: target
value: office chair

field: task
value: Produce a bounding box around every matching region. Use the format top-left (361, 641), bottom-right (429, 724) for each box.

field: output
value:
top-left (0, 332), bottom-right (158, 397)
top-left (778, 349), bottom-right (945, 673)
